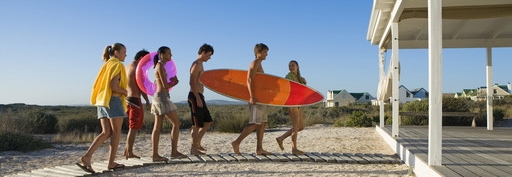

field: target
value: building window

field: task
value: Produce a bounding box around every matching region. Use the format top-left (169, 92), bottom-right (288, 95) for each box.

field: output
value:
top-left (335, 102), bottom-right (339, 107)
top-left (365, 95), bottom-right (369, 100)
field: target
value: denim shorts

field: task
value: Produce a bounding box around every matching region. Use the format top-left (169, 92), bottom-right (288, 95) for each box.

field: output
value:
top-left (97, 96), bottom-right (126, 119)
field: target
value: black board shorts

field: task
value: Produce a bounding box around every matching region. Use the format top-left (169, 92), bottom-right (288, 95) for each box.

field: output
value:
top-left (188, 92), bottom-right (213, 127)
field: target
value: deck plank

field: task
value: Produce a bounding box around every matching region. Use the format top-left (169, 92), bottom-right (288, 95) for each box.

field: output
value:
top-left (219, 153), bottom-right (238, 162)
top-left (241, 153), bottom-right (259, 162)
top-left (208, 154), bottom-right (228, 162)
top-left (44, 167), bottom-right (85, 176)
top-left (197, 154), bottom-right (216, 163)
top-left (188, 155), bottom-right (205, 163)
top-left (305, 152), bottom-right (326, 162)
top-left (332, 153), bottom-right (358, 164)
top-left (311, 152), bottom-right (336, 163)
top-left (283, 153), bottom-right (302, 162)
top-left (382, 126), bottom-right (512, 177)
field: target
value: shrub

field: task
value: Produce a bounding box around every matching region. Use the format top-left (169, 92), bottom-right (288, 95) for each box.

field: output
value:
top-left (385, 115), bottom-right (392, 125)
top-left (304, 116), bottom-right (334, 126)
top-left (213, 114), bottom-right (248, 133)
top-left (0, 109), bottom-right (25, 134)
top-left (208, 105), bottom-right (249, 133)
top-left (52, 132), bottom-right (96, 144)
top-left (400, 100), bottom-right (429, 125)
top-left (333, 117), bottom-right (344, 127)
top-left (443, 97), bottom-right (471, 112)
top-left (493, 108), bottom-right (505, 122)
top-left (28, 112), bottom-right (58, 134)
top-left (443, 97), bottom-right (473, 126)
top-left (345, 110), bottom-right (373, 127)
top-left (402, 100), bottom-right (429, 112)
top-left (59, 117), bottom-right (101, 133)
top-left (0, 132), bottom-right (51, 152)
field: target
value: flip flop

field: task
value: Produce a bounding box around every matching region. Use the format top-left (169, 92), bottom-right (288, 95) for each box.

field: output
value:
top-left (171, 154), bottom-right (188, 159)
top-left (108, 163), bottom-right (125, 170)
top-left (75, 163), bottom-right (95, 173)
top-left (152, 156), bottom-right (169, 162)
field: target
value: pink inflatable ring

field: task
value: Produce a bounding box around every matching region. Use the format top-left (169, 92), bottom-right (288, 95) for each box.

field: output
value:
top-left (135, 52), bottom-right (177, 96)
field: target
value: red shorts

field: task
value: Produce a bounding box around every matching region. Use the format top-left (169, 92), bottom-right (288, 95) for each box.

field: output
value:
top-left (126, 97), bottom-right (144, 129)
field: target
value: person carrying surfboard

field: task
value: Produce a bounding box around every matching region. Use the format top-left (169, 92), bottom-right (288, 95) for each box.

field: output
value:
top-left (232, 43), bottom-right (273, 155)
top-left (276, 60), bottom-right (307, 155)
top-left (188, 43), bottom-right (214, 155)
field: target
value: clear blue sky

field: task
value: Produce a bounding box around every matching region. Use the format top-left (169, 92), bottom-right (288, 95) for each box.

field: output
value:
top-left (1, 0), bottom-right (511, 106)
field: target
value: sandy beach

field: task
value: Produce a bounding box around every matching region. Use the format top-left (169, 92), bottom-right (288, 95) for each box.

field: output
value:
top-left (0, 125), bottom-right (411, 176)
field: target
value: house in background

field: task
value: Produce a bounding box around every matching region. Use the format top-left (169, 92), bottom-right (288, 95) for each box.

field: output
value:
top-left (455, 83), bottom-right (511, 101)
top-left (326, 86), bottom-right (425, 107)
top-left (325, 90), bottom-right (374, 107)
top-left (411, 88), bottom-right (429, 99)
top-left (351, 92), bottom-right (375, 104)
top-left (326, 90), bottom-right (353, 107)
top-left (454, 89), bottom-right (478, 100)
top-left (398, 85), bottom-right (429, 103)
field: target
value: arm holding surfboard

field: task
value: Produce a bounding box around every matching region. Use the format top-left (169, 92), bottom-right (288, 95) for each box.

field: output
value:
top-left (247, 59), bottom-right (262, 105)
top-left (232, 43), bottom-right (272, 156)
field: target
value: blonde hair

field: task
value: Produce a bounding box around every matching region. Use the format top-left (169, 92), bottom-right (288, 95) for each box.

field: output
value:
top-left (102, 43), bottom-right (125, 61)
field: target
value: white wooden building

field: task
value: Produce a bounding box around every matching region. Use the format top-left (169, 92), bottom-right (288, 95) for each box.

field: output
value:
top-left (367, 0), bottom-right (512, 174)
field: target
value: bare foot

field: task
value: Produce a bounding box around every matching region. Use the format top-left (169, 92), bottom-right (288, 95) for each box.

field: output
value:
top-left (171, 152), bottom-right (188, 159)
top-left (292, 149), bottom-right (305, 155)
top-left (126, 154), bottom-right (140, 159)
top-left (276, 138), bottom-right (284, 151)
top-left (190, 148), bottom-right (206, 155)
top-left (124, 149), bottom-right (140, 159)
top-left (256, 149), bottom-right (273, 155)
top-left (231, 141), bottom-right (241, 155)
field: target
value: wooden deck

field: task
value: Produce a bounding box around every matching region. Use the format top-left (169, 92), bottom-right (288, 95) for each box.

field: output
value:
top-left (4, 152), bottom-right (402, 177)
top-left (377, 126), bottom-right (512, 177)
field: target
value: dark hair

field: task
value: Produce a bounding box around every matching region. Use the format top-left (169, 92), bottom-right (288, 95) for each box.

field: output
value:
top-left (290, 60), bottom-right (305, 84)
top-left (153, 46), bottom-right (171, 68)
top-left (102, 43), bottom-right (125, 61)
top-left (254, 43), bottom-right (269, 57)
top-left (134, 49), bottom-right (149, 61)
top-left (198, 43), bottom-right (214, 55)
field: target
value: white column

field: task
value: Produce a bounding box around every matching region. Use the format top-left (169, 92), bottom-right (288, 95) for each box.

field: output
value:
top-left (486, 47), bottom-right (494, 130)
top-left (428, 0), bottom-right (443, 166)
top-left (391, 22), bottom-right (399, 137)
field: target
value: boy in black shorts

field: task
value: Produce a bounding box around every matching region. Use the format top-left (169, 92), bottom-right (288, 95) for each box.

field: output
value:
top-left (188, 43), bottom-right (214, 155)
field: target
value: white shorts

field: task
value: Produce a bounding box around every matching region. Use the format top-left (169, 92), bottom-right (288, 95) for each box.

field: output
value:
top-left (249, 104), bottom-right (268, 124)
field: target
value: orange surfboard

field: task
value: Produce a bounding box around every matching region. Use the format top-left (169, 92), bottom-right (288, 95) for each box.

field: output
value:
top-left (199, 69), bottom-right (324, 107)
